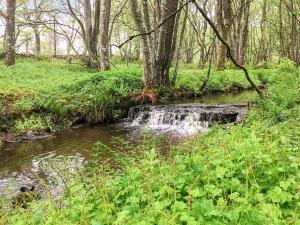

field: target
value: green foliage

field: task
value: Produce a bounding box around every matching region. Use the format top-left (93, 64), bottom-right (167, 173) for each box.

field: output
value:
top-left (0, 60), bottom-right (277, 133)
top-left (14, 114), bottom-right (56, 134)
top-left (278, 58), bottom-right (297, 73)
top-left (257, 68), bottom-right (300, 123)
top-left (175, 69), bottom-right (272, 94)
top-left (1, 65), bottom-right (299, 224)
top-left (0, 61), bottom-right (142, 129)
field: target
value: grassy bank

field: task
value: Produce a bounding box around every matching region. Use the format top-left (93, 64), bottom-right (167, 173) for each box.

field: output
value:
top-left (0, 58), bottom-right (279, 137)
top-left (0, 61), bottom-right (299, 224)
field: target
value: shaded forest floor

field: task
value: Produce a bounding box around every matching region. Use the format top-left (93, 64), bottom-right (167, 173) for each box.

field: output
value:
top-left (0, 59), bottom-right (299, 224)
top-left (0, 58), bottom-right (278, 141)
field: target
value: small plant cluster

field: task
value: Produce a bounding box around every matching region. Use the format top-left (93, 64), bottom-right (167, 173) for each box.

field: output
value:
top-left (1, 62), bottom-right (299, 224)
top-left (14, 114), bottom-right (57, 135)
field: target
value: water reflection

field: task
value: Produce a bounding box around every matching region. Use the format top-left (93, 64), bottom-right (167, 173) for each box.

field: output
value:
top-left (0, 125), bottom-right (129, 178)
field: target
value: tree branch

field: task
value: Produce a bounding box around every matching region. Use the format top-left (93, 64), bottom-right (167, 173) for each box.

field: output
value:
top-left (66, 0), bottom-right (86, 39)
top-left (193, 0), bottom-right (263, 97)
top-left (114, 0), bottom-right (193, 49)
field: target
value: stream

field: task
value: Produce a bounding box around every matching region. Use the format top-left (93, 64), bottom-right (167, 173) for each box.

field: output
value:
top-left (0, 91), bottom-right (257, 204)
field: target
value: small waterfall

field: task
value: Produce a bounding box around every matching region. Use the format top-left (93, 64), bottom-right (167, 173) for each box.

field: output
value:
top-left (127, 103), bottom-right (247, 135)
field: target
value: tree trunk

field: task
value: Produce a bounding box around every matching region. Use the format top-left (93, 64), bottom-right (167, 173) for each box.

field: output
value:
top-left (66, 0), bottom-right (100, 68)
top-left (53, 16), bottom-right (57, 57)
top-left (256, 0), bottom-right (268, 64)
top-left (185, 25), bottom-right (195, 64)
top-left (84, 0), bottom-right (96, 67)
top-left (172, 4), bottom-right (188, 85)
top-left (289, 0), bottom-right (299, 65)
top-left (155, 0), bottom-right (179, 86)
top-left (238, 0), bottom-right (250, 65)
top-left (193, 1), bottom-right (263, 97)
top-left (198, 0), bottom-right (209, 69)
top-left (100, 0), bottom-right (112, 71)
top-left (142, 0), bottom-right (155, 74)
top-left (215, 1), bottom-right (228, 70)
top-left (4, 0), bottom-right (16, 66)
top-left (134, 40), bottom-right (141, 60)
top-left (33, 26), bottom-right (41, 56)
top-left (129, 0), bottom-right (153, 88)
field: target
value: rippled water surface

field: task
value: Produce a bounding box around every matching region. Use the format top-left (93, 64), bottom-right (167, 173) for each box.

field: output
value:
top-left (0, 125), bottom-right (129, 178)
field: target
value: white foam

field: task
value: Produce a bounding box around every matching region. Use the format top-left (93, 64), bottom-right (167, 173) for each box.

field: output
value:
top-left (126, 103), bottom-right (246, 136)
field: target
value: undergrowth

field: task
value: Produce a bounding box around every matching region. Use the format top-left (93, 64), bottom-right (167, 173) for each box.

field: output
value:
top-left (0, 60), bottom-right (299, 224)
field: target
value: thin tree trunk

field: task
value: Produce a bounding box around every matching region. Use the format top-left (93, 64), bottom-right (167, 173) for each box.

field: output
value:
top-left (215, 1), bottom-right (227, 70)
top-left (142, 0), bottom-right (155, 73)
top-left (33, 26), bottom-right (41, 56)
top-left (5, 0), bottom-right (16, 66)
top-left (200, 38), bottom-right (215, 93)
top-left (172, 4), bottom-right (188, 85)
top-left (53, 15), bottom-right (57, 57)
top-left (289, 0), bottom-right (299, 65)
top-left (199, 0), bottom-right (208, 69)
top-left (238, 0), bottom-right (250, 65)
top-left (257, 0), bottom-right (268, 64)
top-left (278, 0), bottom-right (285, 61)
top-left (100, 0), bottom-right (112, 71)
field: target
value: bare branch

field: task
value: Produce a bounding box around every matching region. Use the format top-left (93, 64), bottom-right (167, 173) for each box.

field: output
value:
top-left (66, 0), bottom-right (86, 39)
top-left (193, 0), bottom-right (263, 97)
top-left (114, 0), bottom-right (193, 49)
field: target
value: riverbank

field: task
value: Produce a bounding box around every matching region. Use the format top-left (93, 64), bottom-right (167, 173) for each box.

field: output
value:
top-left (0, 58), bottom-right (274, 142)
top-left (0, 60), bottom-right (299, 224)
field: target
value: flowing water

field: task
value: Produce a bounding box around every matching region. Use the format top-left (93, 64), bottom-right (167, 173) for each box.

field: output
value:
top-left (0, 91), bottom-right (257, 202)
top-left (127, 103), bottom-right (247, 136)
